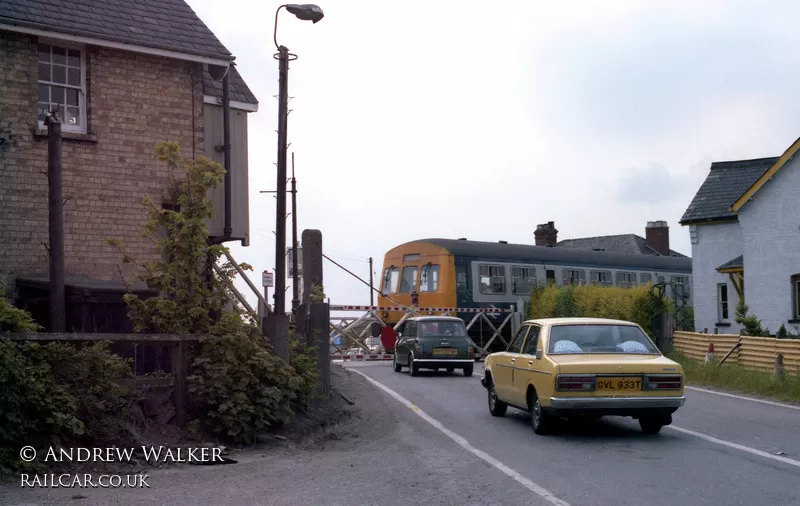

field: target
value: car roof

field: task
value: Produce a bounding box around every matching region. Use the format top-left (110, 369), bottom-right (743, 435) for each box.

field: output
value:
top-left (407, 316), bottom-right (465, 322)
top-left (524, 317), bottom-right (640, 326)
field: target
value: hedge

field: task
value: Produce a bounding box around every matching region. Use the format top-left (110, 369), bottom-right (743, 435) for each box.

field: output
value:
top-left (528, 283), bottom-right (671, 332)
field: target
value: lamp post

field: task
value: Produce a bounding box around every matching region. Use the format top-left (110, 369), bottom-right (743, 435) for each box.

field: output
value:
top-left (272, 3), bottom-right (324, 317)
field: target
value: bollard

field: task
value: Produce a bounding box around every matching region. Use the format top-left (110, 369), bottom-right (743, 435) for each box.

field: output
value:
top-left (773, 353), bottom-right (785, 382)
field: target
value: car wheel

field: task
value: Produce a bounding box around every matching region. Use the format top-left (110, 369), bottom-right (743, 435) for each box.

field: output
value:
top-left (639, 413), bottom-right (671, 434)
top-left (488, 383), bottom-right (508, 417)
top-left (446, 367), bottom-right (455, 373)
top-left (530, 398), bottom-right (552, 435)
top-left (409, 354), bottom-right (419, 377)
top-left (463, 365), bottom-right (473, 377)
top-left (393, 355), bottom-right (402, 373)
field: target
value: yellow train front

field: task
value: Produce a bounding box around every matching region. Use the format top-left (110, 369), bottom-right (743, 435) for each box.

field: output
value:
top-left (377, 238), bottom-right (694, 355)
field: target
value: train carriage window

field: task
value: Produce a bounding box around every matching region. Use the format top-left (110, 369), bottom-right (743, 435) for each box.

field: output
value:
top-left (590, 270), bottom-right (612, 286)
top-left (562, 269), bottom-right (585, 286)
top-left (479, 264), bottom-right (506, 295)
top-left (672, 276), bottom-right (690, 300)
top-left (616, 272), bottom-right (636, 289)
top-left (399, 266), bottom-right (418, 293)
top-left (420, 264), bottom-right (440, 292)
top-left (512, 267), bottom-right (537, 295)
top-left (640, 273), bottom-right (653, 285)
top-left (456, 266), bottom-right (468, 291)
top-left (382, 267), bottom-right (399, 295)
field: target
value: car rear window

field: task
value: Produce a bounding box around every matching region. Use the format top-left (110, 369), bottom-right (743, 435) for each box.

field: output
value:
top-left (548, 324), bottom-right (659, 354)
top-left (418, 321), bottom-right (467, 337)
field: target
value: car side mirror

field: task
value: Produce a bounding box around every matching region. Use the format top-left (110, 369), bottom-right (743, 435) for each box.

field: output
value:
top-left (536, 349), bottom-right (543, 360)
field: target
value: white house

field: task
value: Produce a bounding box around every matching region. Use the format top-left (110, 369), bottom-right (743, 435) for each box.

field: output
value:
top-left (680, 137), bottom-right (800, 335)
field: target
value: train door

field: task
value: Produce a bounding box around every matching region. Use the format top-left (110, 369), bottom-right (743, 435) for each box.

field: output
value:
top-left (455, 258), bottom-right (470, 306)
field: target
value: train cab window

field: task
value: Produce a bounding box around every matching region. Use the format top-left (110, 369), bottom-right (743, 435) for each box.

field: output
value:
top-left (640, 273), bottom-right (653, 285)
top-left (590, 270), bottom-right (612, 286)
top-left (616, 272), bottom-right (636, 288)
top-left (456, 266), bottom-right (468, 291)
top-left (420, 264), bottom-right (440, 292)
top-left (399, 266), bottom-right (418, 293)
top-left (382, 267), bottom-right (399, 294)
top-left (512, 267), bottom-right (537, 295)
top-left (479, 264), bottom-right (506, 294)
top-left (562, 269), bottom-right (585, 285)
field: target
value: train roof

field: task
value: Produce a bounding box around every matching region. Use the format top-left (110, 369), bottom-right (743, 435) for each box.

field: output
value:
top-left (408, 238), bottom-right (692, 272)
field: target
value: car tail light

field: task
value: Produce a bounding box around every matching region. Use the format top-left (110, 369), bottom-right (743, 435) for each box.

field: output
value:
top-left (467, 347), bottom-right (474, 359)
top-left (644, 375), bottom-right (682, 391)
top-left (556, 374), bottom-right (596, 392)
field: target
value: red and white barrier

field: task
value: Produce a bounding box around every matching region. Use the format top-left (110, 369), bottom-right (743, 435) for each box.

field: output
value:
top-left (332, 353), bottom-right (394, 362)
top-left (330, 305), bottom-right (512, 313)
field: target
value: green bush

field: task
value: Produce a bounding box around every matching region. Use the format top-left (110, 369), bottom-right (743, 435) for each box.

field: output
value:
top-left (529, 283), bottom-right (669, 332)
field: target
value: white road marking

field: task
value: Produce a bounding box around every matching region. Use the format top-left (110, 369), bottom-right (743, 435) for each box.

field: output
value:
top-left (348, 368), bottom-right (572, 506)
top-left (668, 425), bottom-right (800, 469)
top-left (685, 386), bottom-right (800, 411)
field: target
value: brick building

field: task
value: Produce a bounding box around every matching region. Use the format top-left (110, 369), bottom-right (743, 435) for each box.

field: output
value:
top-left (0, 1), bottom-right (258, 331)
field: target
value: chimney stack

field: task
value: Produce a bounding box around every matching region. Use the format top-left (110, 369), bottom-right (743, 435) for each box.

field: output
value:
top-left (534, 221), bottom-right (558, 247)
top-left (645, 220), bottom-right (670, 256)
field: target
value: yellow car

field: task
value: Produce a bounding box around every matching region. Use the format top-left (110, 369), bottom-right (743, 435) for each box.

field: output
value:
top-left (480, 317), bottom-right (685, 435)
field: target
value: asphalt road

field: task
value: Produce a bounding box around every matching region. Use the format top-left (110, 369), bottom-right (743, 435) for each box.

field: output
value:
top-left (343, 361), bottom-right (800, 506)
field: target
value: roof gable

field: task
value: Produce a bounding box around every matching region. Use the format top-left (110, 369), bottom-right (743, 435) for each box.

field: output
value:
top-left (0, 0), bottom-right (232, 62)
top-left (679, 156), bottom-right (778, 225)
top-left (203, 65), bottom-right (258, 106)
top-left (731, 137), bottom-right (800, 212)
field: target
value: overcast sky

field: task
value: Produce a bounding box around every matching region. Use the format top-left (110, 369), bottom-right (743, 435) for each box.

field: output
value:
top-left (187, 0), bottom-right (800, 311)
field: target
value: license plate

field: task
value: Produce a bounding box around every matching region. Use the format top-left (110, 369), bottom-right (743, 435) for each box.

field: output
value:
top-left (433, 348), bottom-right (458, 356)
top-left (596, 377), bottom-right (642, 392)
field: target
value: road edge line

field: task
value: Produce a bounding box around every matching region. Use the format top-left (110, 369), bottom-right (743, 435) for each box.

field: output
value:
top-left (348, 368), bottom-right (572, 506)
top-left (668, 425), bottom-right (800, 469)
top-left (685, 386), bottom-right (800, 411)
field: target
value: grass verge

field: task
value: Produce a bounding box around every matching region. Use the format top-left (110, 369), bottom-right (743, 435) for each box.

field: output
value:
top-left (667, 350), bottom-right (800, 404)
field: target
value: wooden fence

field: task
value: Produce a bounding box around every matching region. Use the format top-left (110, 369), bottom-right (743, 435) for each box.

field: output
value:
top-left (2, 332), bottom-right (199, 426)
top-left (673, 331), bottom-right (800, 374)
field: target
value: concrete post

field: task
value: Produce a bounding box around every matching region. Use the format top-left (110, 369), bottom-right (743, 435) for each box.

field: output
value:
top-left (773, 353), bottom-right (785, 382)
top-left (301, 229), bottom-right (323, 305)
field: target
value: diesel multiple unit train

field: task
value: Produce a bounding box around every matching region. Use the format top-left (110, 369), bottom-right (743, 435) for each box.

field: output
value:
top-left (376, 238), bottom-right (692, 353)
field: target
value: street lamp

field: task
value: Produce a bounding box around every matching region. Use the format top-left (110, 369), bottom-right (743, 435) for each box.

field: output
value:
top-left (272, 3), bottom-right (324, 319)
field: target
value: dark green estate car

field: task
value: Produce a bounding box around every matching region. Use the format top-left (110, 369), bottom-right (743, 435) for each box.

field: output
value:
top-left (393, 317), bottom-right (475, 377)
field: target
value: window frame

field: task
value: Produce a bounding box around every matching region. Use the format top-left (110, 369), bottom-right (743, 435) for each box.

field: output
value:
top-left (590, 270), bottom-right (612, 286)
top-left (792, 274), bottom-right (800, 319)
top-left (511, 266), bottom-right (537, 296)
top-left (478, 264), bottom-right (507, 295)
top-left (398, 265), bottom-right (419, 294)
top-left (672, 275), bottom-right (690, 300)
top-left (381, 266), bottom-right (399, 295)
top-left (507, 325), bottom-right (529, 353)
top-left (37, 40), bottom-right (88, 134)
top-left (616, 271), bottom-right (637, 289)
top-left (640, 273), bottom-right (653, 285)
top-left (521, 325), bottom-right (541, 355)
top-left (419, 263), bottom-right (440, 293)
top-left (562, 269), bottom-right (585, 286)
top-left (717, 282), bottom-right (729, 322)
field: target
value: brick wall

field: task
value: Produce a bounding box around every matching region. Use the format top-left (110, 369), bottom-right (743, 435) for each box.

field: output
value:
top-left (0, 30), bottom-right (204, 292)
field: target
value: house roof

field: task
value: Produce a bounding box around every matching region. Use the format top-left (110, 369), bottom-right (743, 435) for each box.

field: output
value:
top-left (679, 157), bottom-right (779, 225)
top-left (413, 238), bottom-right (692, 272)
top-left (0, 0), bottom-right (232, 62)
top-left (716, 255), bottom-right (744, 272)
top-left (731, 137), bottom-right (800, 212)
top-left (555, 234), bottom-right (687, 258)
top-left (203, 65), bottom-right (259, 106)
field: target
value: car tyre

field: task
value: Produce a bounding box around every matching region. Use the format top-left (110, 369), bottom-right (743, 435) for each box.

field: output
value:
top-left (409, 354), bottom-right (419, 377)
top-left (393, 355), bottom-right (402, 373)
top-left (530, 398), bottom-right (552, 435)
top-left (639, 413), bottom-right (671, 434)
top-left (488, 382), bottom-right (508, 417)
top-left (463, 365), bottom-right (473, 377)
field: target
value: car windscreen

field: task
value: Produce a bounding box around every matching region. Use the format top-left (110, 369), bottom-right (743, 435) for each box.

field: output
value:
top-left (547, 324), bottom-right (659, 354)
top-left (418, 321), bottom-right (467, 338)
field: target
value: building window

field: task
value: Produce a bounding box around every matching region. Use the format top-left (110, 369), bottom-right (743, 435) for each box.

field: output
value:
top-left (419, 264), bottom-right (440, 292)
top-left (562, 269), bottom-right (585, 285)
top-left (512, 266), bottom-right (537, 295)
top-left (382, 267), bottom-right (399, 295)
top-left (792, 275), bottom-right (800, 318)
top-left (640, 273), bottom-right (653, 285)
top-left (590, 270), bottom-right (612, 286)
top-left (717, 283), bottom-right (729, 322)
top-left (38, 43), bottom-right (86, 133)
top-left (479, 264), bottom-right (506, 295)
top-left (672, 275), bottom-right (690, 300)
top-left (399, 266), bottom-right (418, 293)
top-left (616, 272), bottom-right (636, 288)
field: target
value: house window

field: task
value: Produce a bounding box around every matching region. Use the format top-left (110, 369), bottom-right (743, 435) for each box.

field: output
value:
top-left (672, 276), bottom-right (690, 300)
top-left (590, 270), bottom-right (612, 286)
top-left (419, 264), bottom-right (440, 292)
top-left (616, 272), bottom-right (636, 288)
top-left (512, 267), bottom-right (537, 295)
top-left (792, 275), bottom-right (800, 319)
top-left (562, 269), bottom-right (585, 285)
top-left (479, 264), bottom-right (506, 295)
top-left (717, 283), bottom-right (729, 322)
top-left (399, 266), bottom-right (418, 293)
top-left (640, 273), bottom-right (653, 285)
top-left (382, 267), bottom-right (399, 295)
top-left (38, 43), bottom-right (86, 133)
